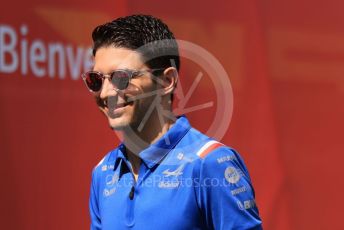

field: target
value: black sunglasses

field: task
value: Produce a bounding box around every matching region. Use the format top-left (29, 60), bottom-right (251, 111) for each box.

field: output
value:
top-left (81, 69), bottom-right (165, 93)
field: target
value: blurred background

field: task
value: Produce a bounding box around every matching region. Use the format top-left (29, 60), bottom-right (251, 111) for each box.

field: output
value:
top-left (1, 0), bottom-right (343, 229)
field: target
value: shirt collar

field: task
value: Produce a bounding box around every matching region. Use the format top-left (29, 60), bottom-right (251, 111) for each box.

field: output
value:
top-left (140, 115), bottom-right (191, 168)
top-left (115, 115), bottom-right (191, 169)
top-left (114, 144), bottom-right (126, 170)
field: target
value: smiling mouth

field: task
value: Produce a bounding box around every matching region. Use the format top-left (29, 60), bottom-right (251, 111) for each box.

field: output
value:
top-left (112, 101), bottom-right (131, 110)
top-left (103, 99), bottom-right (133, 117)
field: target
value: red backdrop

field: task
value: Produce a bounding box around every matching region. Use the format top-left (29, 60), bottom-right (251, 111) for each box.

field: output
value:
top-left (1, 0), bottom-right (344, 229)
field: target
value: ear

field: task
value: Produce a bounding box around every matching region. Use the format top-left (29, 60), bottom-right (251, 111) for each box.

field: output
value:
top-left (159, 67), bottom-right (178, 95)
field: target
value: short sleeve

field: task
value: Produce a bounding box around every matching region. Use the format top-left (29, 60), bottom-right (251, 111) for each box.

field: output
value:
top-left (197, 147), bottom-right (262, 230)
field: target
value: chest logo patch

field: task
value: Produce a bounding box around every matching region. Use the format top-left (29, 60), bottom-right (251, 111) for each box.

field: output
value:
top-left (105, 173), bottom-right (119, 187)
top-left (163, 164), bottom-right (185, 177)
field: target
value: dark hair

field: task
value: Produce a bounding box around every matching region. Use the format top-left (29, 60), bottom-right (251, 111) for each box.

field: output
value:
top-left (92, 14), bottom-right (180, 72)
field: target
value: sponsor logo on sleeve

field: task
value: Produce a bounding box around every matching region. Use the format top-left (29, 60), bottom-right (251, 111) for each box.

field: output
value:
top-left (237, 199), bottom-right (256, 210)
top-left (224, 166), bottom-right (241, 184)
top-left (231, 186), bottom-right (248, 195)
top-left (243, 199), bottom-right (256, 209)
top-left (217, 155), bottom-right (237, 164)
top-left (237, 200), bottom-right (244, 210)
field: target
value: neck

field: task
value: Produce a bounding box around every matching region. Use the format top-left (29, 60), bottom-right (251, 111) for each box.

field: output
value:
top-left (119, 110), bottom-right (176, 157)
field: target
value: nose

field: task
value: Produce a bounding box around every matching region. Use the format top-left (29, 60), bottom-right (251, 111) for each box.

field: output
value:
top-left (99, 76), bottom-right (118, 100)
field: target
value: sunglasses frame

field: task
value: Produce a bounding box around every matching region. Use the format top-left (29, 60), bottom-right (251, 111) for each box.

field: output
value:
top-left (81, 68), bottom-right (165, 93)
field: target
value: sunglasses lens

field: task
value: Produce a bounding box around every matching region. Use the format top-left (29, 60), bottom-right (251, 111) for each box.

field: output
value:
top-left (85, 72), bottom-right (102, 92)
top-left (111, 71), bottom-right (130, 90)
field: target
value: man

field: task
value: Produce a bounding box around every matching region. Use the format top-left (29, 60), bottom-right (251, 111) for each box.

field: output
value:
top-left (84, 14), bottom-right (262, 230)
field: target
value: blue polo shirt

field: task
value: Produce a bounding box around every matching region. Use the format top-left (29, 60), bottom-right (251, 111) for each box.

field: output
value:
top-left (89, 116), bottom-right (262, 229)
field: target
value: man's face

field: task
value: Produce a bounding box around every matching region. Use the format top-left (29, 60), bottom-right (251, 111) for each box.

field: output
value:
top-left (93, 46), bottom-right (158, 130)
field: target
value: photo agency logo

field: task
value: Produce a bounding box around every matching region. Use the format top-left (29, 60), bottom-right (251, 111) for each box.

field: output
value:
top-left (111, 39), bottom-right (234, 159)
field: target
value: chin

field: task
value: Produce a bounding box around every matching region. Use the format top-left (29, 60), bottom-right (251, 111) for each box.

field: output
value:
top-left (108, 117), bottom-right (130, 130)
top-left (108, 114), bottom-right (142, 132)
